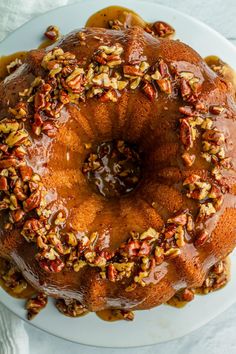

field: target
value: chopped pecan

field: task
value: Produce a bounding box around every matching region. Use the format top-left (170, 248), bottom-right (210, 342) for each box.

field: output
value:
top-left (164, 224), bottom-right (177, 239)
top-left (152, 21), bottom-right (175, 38)
top-left (167, 211), bottom-right (187, 226)
top-left (0, 119), bottom-right (19, 133)
top-left (100, 89), bottom-right (118, 103)
top-left (44, 25), bottom-right (60, 41)
top-left (208, 184), bottom-right (222, 199)
top-left (6, 58), bottom-right (22, 74)
top-left (179, 106), bottom-right (195, 116)
top-left (123, 65), bottom-right (143, 77)
top-left (202, 129), bottom-right (225, 145)
top-left (65, 68), bottom-right (85, 93)
top-left (34, 92), bottom-right (46, 110)
top-left (180, 118), bottom-right (193, 149)
top-left (5, 129), bottom-right (29, 147)
top-left (158, 59), bottom-right (169, 77)
top-left (26, 293), bottom-right (48, 320)
top-left (209, 105), bottom-right (224, 115)
top-left (180, 78), bottom-right (192, 98)
top-left (124, 240), bottom-right (140, 257)
top-left (108, 19), bottom-right (124, 30)
top-left (138, 241), bottom-right (151, 256)
top-left (107, 264), bottom-right (118, 282)
top-left (0, 176), bottom-right (8, 190)
top-left (194, 230), bottom-right (209, 247)
top-left (113, 309), bottom-right (134, 321)
top-left (157, 78), bottom-right (172, 94)
top-left (39, 256), bottom-right (65, 273)
top-left (19, 165), bottom-right (33, 182)
top-left (56, 299), bottom-right (88, 317)
top-left (59, 90), bottom-right (70, 104)
top-left (179, 288), bottom-right (195, 302)
top-left (142, 82), bottom-right (156, 100)
top-left (21, 219), bottom-right (42, 242)
top-left (182, 152), bottom-right (195, 166)
top-left (9, 102), bottom-right (28, 119)
top-left (197, 202), bottom-right (216, 221)
top-left (23, 189), bottom-right (41, 212)
top-left (10, 209), bottom-right (25, 222)
top-left (154, 246), bottom-right (164, 264)
top-left (42, 122), bottom-right (57, 137)
top-left (0, 157), bottom-right (18, 169)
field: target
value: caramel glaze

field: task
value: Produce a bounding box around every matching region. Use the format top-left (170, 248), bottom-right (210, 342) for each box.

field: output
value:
top-left (0, 25), bottom-right (236, 313)
top-left (0, 37), bottom-right (55, 81)
top-left (0, 259), bottom-right (35, 299)
top-left (205, 55), bottom-right (236, 96)
top-left (0, 52), bottom-right (27, 81)
top-left (38, 38), bottom-right (55, 49)
top-left (0, 277), bottom-right (35, 299)
top-left (86, 5), bottom-right (147, 29)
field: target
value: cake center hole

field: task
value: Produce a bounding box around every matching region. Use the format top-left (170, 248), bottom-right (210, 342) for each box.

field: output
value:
top-left (82, 140), bottom-right (141, 198)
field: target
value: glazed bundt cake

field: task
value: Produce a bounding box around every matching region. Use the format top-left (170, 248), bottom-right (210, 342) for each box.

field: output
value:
top-left (0, 25), bottom-right (236, 315)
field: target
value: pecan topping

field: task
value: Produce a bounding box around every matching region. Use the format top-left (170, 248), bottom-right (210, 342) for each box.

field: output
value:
top-left (26, 293), bottom-right (48, 320)
top-left (44, 25), bottom-right (60, 41)
top-left (209, 105), bottom-right (224, 115)
top-left (19, 165), bottom-right (33, 182)
top-left (23, 189), bottom-right (41, 212)
top-left (38, 256), bottom-right (65, 273)
top-left (180, 119), bottom-right (193, 149)
top-left (199, 259), bottom-right (229, 293)
top-left (156, 77), bottom-right (172, 94)
top-left (0, 176), bottom-right (8, 191)
top-left (56, 299), bottom-right (88, 317)
top-left (151, 21), bottom-right (175, 38)
top-left (182, 152), bottom-right (195, 166)
top-left (142, 81), bottom-right (156, 100)
top-left (194, 230), bottom-right (209, 247)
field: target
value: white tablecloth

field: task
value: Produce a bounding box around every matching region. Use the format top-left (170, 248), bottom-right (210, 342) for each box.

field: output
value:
top-left (0, 1), bottom-right (236, 353)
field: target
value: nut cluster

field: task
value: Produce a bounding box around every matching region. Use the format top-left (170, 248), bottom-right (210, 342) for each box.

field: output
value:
top-left (177, 72), bottom-right (231, 247)
top-left (82, 140), bottom-right (141, 198)
top-left (0, 259), bottom-right (28, 295)
top-left (0, 115), bottom-right (44, 228)
top-left (56, 298), bottom-right (88, 317)
top-left (199, 258), bottom-right (229, 294)
top-left (108, 16), bottom-right (175, 39)
top-left (26, 292), bottom-right (48, 320)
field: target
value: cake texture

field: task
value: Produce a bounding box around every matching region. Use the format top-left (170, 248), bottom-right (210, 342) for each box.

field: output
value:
top-left (0, 26), bottom-right (236, 313)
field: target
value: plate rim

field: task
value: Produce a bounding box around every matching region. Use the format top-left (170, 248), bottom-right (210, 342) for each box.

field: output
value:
top-left (0, 0), bottom-right (236, 57)
top-left (0, 0), bottom-right (236, 348)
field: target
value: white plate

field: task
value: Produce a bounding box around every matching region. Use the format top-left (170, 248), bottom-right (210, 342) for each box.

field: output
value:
top-left (0, 0), bottom-right (236, 348)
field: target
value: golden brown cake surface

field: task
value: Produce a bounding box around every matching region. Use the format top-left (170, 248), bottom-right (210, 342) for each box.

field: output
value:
top-left (0, 26), bottom-right (236, 312)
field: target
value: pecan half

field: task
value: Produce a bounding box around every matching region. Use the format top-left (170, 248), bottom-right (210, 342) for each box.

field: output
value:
top-left (0, 176), bottom-right (8, 191)
top-left (23, 189), bottom-right (41, 212)
top-left (19, 165), bottom-right (33, 182)
top-left (151, 21), bottom-right (175, 38)
top-left (44, 25), bottom-right (60, 41)
top-left (142, 82), bottom-right (156, 100)
top-left (56, 299), bottom-right (88, 317)
top-left (39, 257), bottom-right (65, 273)
top-left (107, 264), bottom-right (118, 282)
top-left (180, 119), bottom-right (193, 149)
top-left (194, 230), bottom-right (209, 247)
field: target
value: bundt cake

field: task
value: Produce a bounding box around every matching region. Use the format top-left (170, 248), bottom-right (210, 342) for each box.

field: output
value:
top-left (0, 22), bottom-right (236, 318)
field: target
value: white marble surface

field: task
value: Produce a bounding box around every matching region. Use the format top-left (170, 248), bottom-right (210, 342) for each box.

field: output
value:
top-left (1, 0), bottom-right (236, 353)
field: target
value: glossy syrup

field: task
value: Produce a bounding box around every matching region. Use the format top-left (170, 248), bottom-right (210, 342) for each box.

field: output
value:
top-left (86, 5), bottom-right (147, 29)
